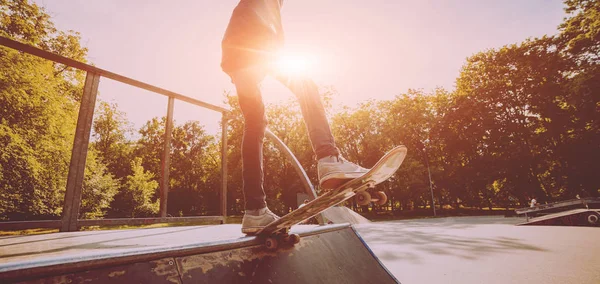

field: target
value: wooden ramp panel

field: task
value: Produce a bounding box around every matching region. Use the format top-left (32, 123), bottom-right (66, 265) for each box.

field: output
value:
top-left (1, 225), bottom-right (398, 283)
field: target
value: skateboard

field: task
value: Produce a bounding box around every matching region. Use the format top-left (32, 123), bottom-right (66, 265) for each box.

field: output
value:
top-left (255, 145), bottom-right (408, 250)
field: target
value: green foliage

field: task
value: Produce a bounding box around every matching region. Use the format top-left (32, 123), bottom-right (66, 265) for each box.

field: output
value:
top-left (0, 0), bottom-right (55, 46)
top-left (135, 117), bottom-right (166, 187)
top-left (80, 149), bottom-right (119, 219)
top-left (0, 36), bottom-right (76, 220)
top-left (167, 121), bottom-right (216, 216)
top-left (111, 157), bottom-right (159, 218)
top-left (0, 0), bottom-right (101, 221)
top-left (126, 157), bottom-right (159, 217)
top-left (559, 0), bottom-right (600, 60)
top-left (92, 101), bottom-right (134, 180)
top-left (332, 100), bottom-right (388, 166)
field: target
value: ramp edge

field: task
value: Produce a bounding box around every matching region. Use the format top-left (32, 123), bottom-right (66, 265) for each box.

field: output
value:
top-left (0, 224), bottom-right (352, 282)
top-left (351, 226), bottom-right (401, 284)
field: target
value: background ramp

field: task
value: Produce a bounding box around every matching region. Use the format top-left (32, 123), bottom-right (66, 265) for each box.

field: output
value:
top-left (518, 209), bottom-right (600, 226)
top-left (1, 224), bottom-right (398, 283)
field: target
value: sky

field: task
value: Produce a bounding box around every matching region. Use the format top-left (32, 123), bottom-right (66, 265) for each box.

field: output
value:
top-left (32, 0), bottom-right (566, 135)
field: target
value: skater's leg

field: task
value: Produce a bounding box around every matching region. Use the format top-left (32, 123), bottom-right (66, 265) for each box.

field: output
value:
top-left (231, 68), bottom-right (268, 211)
top-left (275, 75), bottom-right (368, 189)
top-left (231, 67), bottom-right (280, 234)
top-left (275, 75), bottom-right (339, 159)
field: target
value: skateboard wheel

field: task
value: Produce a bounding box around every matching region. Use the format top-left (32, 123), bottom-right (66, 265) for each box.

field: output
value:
top-left (375, 191), bottom-right (388, 206)
top-left (282, 234), bottom-right (300, 245)
top-left (587, 213), bottom-right (598, 225)
top-left (265, 237), bottom-right (278, 250)
top-left (356, 191), bottom-right (371, 206)
top-left (288, 234), bottom-right (300, 244)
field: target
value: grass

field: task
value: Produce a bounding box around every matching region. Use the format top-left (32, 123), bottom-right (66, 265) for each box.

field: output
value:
top-left (0, 228), bottom-right (59, 236)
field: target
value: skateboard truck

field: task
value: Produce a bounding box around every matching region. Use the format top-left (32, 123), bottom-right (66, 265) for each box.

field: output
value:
top-left (264, 229), bottom-right (300, 250)
top-left (355, 181), bottom-right (388, 206)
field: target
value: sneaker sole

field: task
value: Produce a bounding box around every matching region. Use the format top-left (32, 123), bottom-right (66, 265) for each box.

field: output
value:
top-left (319, 171), bottom-right (366, 189)
top-left (242, 226), bottom-right (262, 235)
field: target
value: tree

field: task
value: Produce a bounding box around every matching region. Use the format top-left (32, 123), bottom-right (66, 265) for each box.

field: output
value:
top-left (110, 157), bottom-right (159, 218)
top-left (135, 117), bottom-right (166, 187)
top-left (92, 101), bottom-right (134, 180)
top-left (559, 0), bottom-right (600, 61)
top-left (0, 0), bottom-right (115, 221)
top-left (167, 121), bottom-right (215, 216)
top-left (556, 0), bottom-right (600, 197)
top-left (0, 28), bottom-right (77, 219)
top-left (378, 90), bottom-right (448, 210)
top-left (80, 149), bottom-right (119, 219)
top-left (331, 100), bottom-right (389, 167)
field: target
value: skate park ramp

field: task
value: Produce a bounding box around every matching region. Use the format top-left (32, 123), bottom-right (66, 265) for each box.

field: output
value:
top-left (518, 209), bottom-right (600, 226)
top-left (0, 224), bottom-right (398, 283)
top-left (323, 206), bottom-right (371, 224)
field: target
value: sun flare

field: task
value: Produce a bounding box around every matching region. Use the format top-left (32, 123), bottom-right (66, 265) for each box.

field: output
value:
top-left (273, 52), bottom-right (317, 77)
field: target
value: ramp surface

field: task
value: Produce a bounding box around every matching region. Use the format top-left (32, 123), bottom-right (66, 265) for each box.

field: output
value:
top-left (518, 209), bottom-right (600, 226)
top-left (0, 224), bottom-right (398, 283)
top-left (356, 216), bottom-right (600, 284)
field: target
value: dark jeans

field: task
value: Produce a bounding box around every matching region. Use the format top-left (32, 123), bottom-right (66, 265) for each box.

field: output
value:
top-left (229, 67), bottom-right (339, 210)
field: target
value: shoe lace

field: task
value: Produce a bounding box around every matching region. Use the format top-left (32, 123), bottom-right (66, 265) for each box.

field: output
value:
top-left (334, 155), bottom-right (349, 163)
top-left (337, 156), bottom-right (368, 171)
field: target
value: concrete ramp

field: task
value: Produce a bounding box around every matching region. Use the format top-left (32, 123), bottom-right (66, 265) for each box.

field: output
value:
top-left (518, 209), bottom-right (600, 227)
top-left (0, 224), bottom-right (398, 283)
top-left (323, 206), bottom-right (371, 224)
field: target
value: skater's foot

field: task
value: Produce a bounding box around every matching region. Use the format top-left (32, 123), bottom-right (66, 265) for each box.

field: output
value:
top-left (318, 155), bottom-right (369, 190)
top-left (242, 207), bottom-right (280, 235)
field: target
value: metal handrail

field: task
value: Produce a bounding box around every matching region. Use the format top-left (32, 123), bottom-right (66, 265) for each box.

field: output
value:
top-left (0, 37), bottom-right (229, 114)
top-left (0, 36), bottom-right (323, 231)
top-left (0, 36), bottom-right (230, 231)
top-left (265, 129), bottom-right (325, 224)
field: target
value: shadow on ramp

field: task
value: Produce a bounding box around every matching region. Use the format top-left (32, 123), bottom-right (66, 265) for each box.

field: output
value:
top-left (1, 224), bottom-right (398, 283)
top-left (323, 206), bottom-right (371, 225)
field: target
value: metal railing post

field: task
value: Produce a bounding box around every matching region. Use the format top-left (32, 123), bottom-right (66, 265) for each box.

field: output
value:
top-left (160, 97), bottom-right (175, 217)
top-left (221, 115), bottom-right (229, 222)
top-left (0, 37), bottom-right (234, 230)
top-left (60, 72), bottom-right (100, 232)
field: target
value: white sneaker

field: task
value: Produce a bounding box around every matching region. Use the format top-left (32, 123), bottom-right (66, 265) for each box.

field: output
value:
top-left (241, 207), bottom-right (280, 235)
top-left (318, 155), bottom-right (369, 189)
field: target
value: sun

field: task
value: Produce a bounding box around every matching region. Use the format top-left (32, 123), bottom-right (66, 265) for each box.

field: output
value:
top-left (273, 52), bottom-right (316, 77)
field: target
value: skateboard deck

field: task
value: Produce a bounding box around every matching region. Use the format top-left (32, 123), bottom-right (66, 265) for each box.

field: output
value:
top-left (256, 145), bottom-right (407, 249)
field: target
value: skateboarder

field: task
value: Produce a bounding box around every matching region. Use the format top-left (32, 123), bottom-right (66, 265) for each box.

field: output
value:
top-left (530, 198), bottom-right (537, 208)
top-left (221, 0), bottom-right (368, 234)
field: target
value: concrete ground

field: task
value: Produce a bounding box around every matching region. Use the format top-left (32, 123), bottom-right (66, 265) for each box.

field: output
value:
top-left (356, 216), bottom-right (600, 284)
